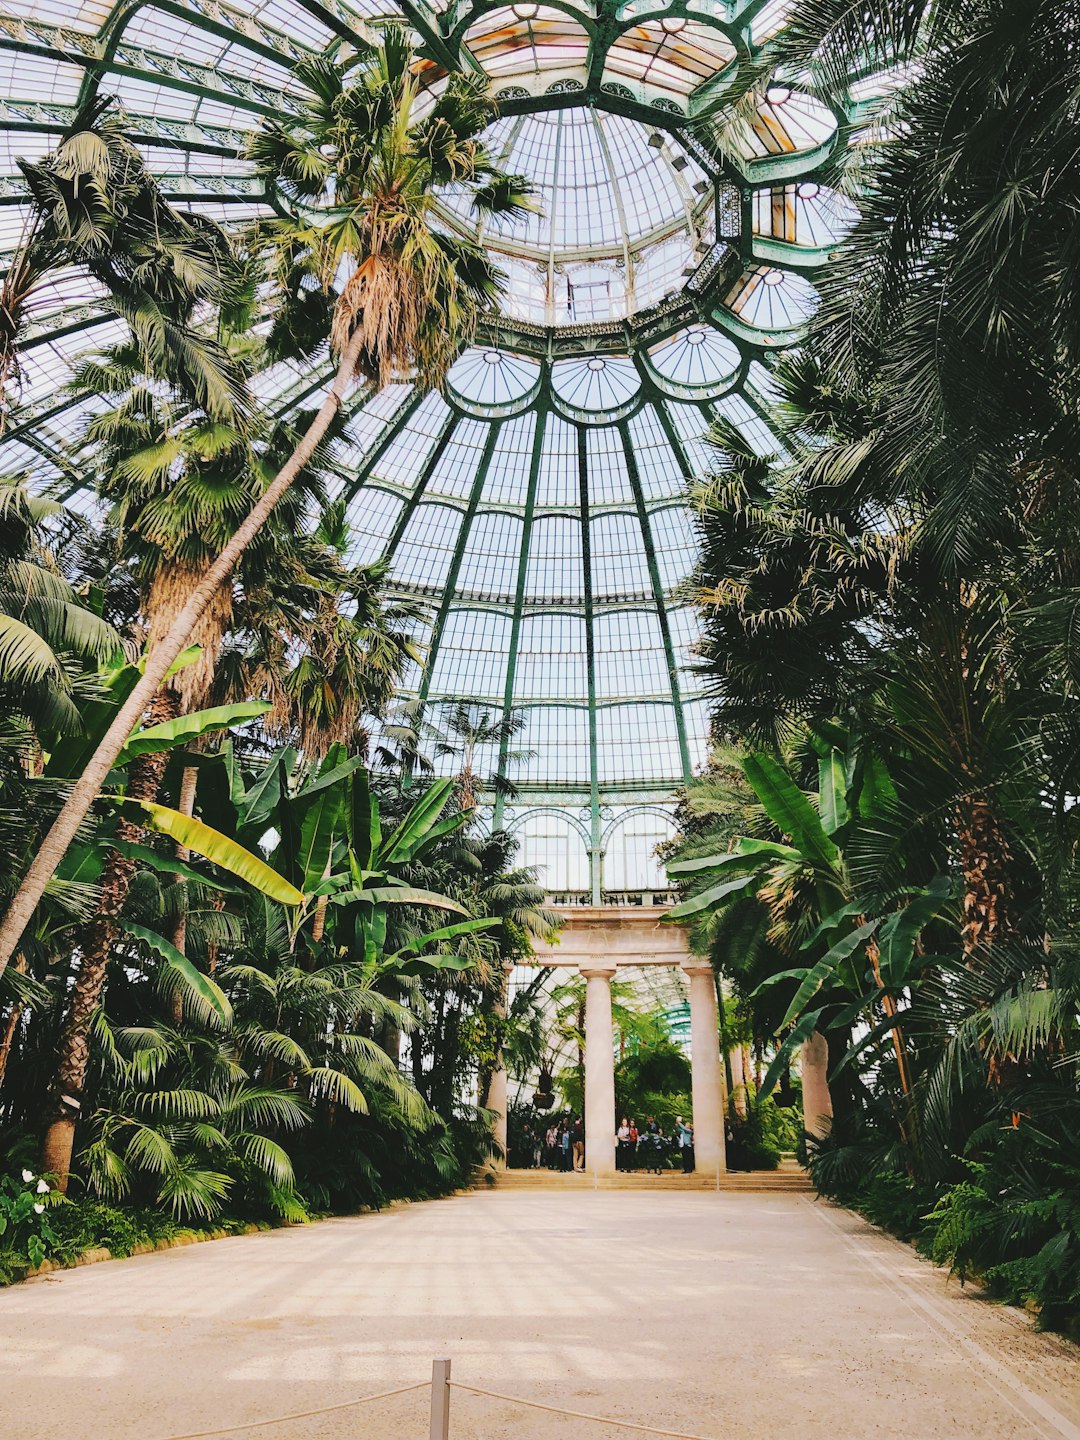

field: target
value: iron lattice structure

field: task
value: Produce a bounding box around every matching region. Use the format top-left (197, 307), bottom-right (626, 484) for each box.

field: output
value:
top-left (0, 0), bottom-right (873, 895)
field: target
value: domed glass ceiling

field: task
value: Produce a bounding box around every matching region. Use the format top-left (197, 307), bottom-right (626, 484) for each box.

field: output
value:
top-left (0, 0), bottom-right (864, 895)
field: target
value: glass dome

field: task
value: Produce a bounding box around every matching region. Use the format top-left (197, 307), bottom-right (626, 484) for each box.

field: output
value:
top-left (0, 0), bottom-right (862, 894)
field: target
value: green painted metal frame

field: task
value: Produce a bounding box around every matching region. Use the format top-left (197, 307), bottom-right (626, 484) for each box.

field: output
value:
top-left (493, 405), bottom-right (548, 831)
top-left (0, 0), bottom-right (876, 817)
top-left (577, 425), bottom-right (602, 904)
top-left (618, 420), bottom-right (692, 785)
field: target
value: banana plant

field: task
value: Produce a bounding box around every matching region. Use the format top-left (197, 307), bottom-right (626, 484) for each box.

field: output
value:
top-left (220, 745), bottom-right (496, 970)
top-left (36, 666), bottom-right (305, 1028)
top-left (665, 733), bottom-right (951, 1113)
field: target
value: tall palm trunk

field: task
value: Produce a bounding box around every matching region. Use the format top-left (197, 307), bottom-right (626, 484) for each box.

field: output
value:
top-left (0, 330), bottom-right (365, 982)
top-left (957, 794), bottom-right (1013, 957)
top-left (40, 689), bottom-right (178, 1187)
top-left (167, 760), bottom-right (200, 1025)
top-left (0, 953), bottom-right (27, 1089)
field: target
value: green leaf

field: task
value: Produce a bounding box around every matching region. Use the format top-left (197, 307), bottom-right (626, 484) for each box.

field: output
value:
top-left (380, 777), bottom-right (454, 865)
top-left (817, 749), bottom-right (849, 835)
top-left (382, 916), bottom-right (499, 966)
top-left (666, 839), bottom-right (801, 878)
top-left (856, 753), bottom-right (897, 819)
top-left (799, 900), bottom-right (865, 952)
top-left (127, 800), bottom-right (304, 906)
top-left (760, 1009), bottom-right (824, 1101)
top-left (46, 661), bottom-right (142, 779)
top-left (240, 752), bottom-right (287, 829)
top-left (116, 701), bottom-right (271, 766)
top-left (111, 840), bottom-right (237, 892)
top-left (877, 876), bottom-right (953, 988)
top-left (162, 645), bottom-right (202, 680)
top-left (347, 769), bottom-right (378, 870)
top-left (123, 920), bottom-right (232, 1027)
top-left (394, 954), bottom-right (477, 977)
top-left (780, 919), bottom-right (880, 1028)
top-left (336, 884), bottom-right (470, 915)
top-left (664, 872), bottom-right (756, 920)
top-left (742, 753), bottom-right (840, 869)
top-left (296, 771), bottom-right (344, 895)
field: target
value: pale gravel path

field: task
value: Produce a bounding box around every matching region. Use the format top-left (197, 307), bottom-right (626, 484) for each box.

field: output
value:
top-left (2, 1190), bottom-right (1079, 1440)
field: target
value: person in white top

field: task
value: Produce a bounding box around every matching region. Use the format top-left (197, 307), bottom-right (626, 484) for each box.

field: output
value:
top-left (616, 1118), bottom-right (633, 1171)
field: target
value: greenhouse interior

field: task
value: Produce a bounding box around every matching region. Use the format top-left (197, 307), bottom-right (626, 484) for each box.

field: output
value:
top-left (1, 2), bottom-right (1079, 1437)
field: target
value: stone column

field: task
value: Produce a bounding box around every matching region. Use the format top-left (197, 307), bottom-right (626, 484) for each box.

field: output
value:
top-left (683, 962), bottom-right (726, 1178)
top-left (800, 1029), bottom-right (833, 1140)
top-left (481, 962), bottom-right (513, 1169)
top-left (581, 964), bottom-right (617, 1179)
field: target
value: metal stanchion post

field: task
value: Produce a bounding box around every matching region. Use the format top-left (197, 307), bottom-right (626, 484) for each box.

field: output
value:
top-left (429, 1357), bottom-right (451, 1440)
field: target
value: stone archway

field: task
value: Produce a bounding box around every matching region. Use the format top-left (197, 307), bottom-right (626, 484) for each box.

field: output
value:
top-left (494, 905), bottom-right (728, 1180)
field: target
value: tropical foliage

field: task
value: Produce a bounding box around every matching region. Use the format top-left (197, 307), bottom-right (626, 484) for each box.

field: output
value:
top-left (665, 0), bottom-right (1080, 1332)
top-left (0, 31), bottom-right (555, 1278)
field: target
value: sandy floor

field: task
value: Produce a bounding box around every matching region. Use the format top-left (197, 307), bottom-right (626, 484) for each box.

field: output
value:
top-left (3, 1190), bottom-right (1079, 1440)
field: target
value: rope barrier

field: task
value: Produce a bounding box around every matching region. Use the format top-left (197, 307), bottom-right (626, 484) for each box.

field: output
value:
top-left (160, 1367), bottom-right (723, 1440)
top-left (162, 1381), bottom-right (428, 1439)
top-left (449, 1382), bottom-right (721, 1440)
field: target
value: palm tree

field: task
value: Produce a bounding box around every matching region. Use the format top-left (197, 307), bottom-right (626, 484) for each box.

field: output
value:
top-left (37, 334), bottom-right (346, 1185)
top-left (0, 476), bottom-right (120, 745)
top-left (395, 700), bottom-right (535, 812)
top-left (1, 96), bottom-right (244, 429)
top-left (0, 31), bottom-right (534, 981)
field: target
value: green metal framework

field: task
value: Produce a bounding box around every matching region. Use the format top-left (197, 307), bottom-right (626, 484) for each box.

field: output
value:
top-left (0, 0), bottom-right (868, 892)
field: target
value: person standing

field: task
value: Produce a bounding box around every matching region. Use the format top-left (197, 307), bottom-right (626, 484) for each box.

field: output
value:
top-left (572, 1117), bottom-right (585, 1172)
top-left (643, 1116), bottom-right (663, 1174)
top-left (628, 1118), bottom-right (639, 1171)
top-left (545, 1121), bottom-right (558, 1168)
top-left (675, 1114), bottom-right (694, 1173)
top-left (559, 1120), bottom-right (573, 1171)
top-left (616, 1117), bottom-right (632, 1171)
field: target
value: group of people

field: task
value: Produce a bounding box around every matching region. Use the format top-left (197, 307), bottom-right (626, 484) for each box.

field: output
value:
top-left (516, 1114), bottom-right (696, 1173)
top-left (618, 1116), bottom-right (695, 1173)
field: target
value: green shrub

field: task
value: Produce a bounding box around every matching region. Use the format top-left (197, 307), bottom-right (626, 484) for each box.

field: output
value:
top-left (0, 1168), bottom-right (58, 1281)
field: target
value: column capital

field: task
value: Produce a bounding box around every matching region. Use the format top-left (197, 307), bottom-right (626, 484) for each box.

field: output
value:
top-left (681, 960), bottom-right (715, 979)
top-left (579, 963), bottom-right (617, 980)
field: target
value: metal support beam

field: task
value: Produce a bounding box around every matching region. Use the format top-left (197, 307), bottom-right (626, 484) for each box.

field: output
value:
top-left (578, 425), bottom-right (602, 905)
top-left (415, 419), bottom-right (504, 712)
top-left (493, 408), bottom-right (547, 831)
top-left (618, 422), bottom-right (692, 785)
top-left (379, 408), bottom-right (461, 563)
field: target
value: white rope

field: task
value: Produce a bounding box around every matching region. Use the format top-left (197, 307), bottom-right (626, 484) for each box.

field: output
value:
top-left (162, 1381), bottom-right (428, 1439)
top-left (449, 1382), bottom-right (721, 1440)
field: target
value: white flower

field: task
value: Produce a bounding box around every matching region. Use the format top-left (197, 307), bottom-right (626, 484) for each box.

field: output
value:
top-left (35, 1179), bottom-right (48, 1194)
top-left (33, 1203), bottom-right (44, 1215)
top-left (21, 1169), bottom-right (33, 1183)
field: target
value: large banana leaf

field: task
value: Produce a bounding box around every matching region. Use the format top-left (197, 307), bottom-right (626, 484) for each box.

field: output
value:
top-left (380, 777), bottom-right (454, 864)
top-left (877, 876), bottom-right (953, 987)
top-left (116, 701), bottom-right (271, 766)
top-left (382, 916), bottom-right (499, 966)
top-left (742, 753), bottom-right (840, 869)
top-left (780, 918), bottom-right (879, 1028)
top-left (128, 800), bottom-right (303, 906)
top-left (817, 748), bottom-right (850, 836)
top-left (347, 770), bottom-right (380, 871)
top-left (759, 1008), bottom-right (825, 1101)
top-left (239, 748), bottom-right (295, 830)
top-left (667, 838), bottom-right (801, 877)
top-left (334, 884), bottom-right (470, 915)
top-left (123, 919), bottom-right (232, 1027)
top-left (296, 749), bottom-right (347, 894)
top-left (46, 660), bottom-right (142, 779)
top-left (290, 750), bottom-right (367, 805)
top-left (664, 872), bottom-right (757, 920)
top-left (111, 839), bottom-right (237, 892)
